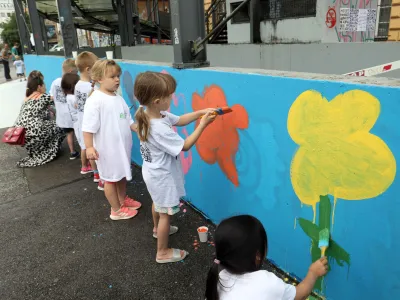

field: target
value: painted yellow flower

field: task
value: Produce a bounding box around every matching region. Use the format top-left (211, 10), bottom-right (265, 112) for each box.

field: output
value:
top-left (288, 90), bottom-right (396, 211)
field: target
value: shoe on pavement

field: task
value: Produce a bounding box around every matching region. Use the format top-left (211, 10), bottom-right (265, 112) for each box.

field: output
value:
top-left (98, 180), bottom-right (104, 191)
top-left (110, 206), bottom-right (138, 220)
top-left (80, 166), bottom-right (93, 174)
top-left (93, 173), bottom-right (100, 183)
top-left (123, 196), bottom-right (142, 210)
top-left (70, 151), bottom-right (80, 160)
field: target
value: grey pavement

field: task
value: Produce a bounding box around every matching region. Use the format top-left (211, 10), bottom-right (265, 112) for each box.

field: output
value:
top-left (0, 130), bottom-right (217, 300)
top-left (0, 129), bottom-right (314, 300)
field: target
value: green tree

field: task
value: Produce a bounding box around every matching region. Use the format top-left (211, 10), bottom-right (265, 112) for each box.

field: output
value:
top-left (0, 12), bottom-right (31, 46)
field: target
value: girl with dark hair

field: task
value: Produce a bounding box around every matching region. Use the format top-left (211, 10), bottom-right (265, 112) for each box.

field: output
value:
top-left (14, 70), bottom-right (65, 167)
top-left (205, 215), bottom-right (328, 300)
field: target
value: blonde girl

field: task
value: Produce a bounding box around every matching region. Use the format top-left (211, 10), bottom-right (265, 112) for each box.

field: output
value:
top-left (134, 71), bottom-right (216, 263)
top-left (82, 60), bottom-right (141, 220)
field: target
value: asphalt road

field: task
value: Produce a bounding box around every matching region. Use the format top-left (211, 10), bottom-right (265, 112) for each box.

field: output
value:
top-left (0, 132), bottom-right (217, 300)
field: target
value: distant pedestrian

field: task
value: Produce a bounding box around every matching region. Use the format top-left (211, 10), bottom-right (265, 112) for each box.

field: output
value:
top-left (11, 42), bottom-right (20, 61)
top-left (1, 43), bottom-right (12, 81)
top-left (13, 56), bottom-right (26, 81)
top-left (205, 215), bottom-right (329, 300)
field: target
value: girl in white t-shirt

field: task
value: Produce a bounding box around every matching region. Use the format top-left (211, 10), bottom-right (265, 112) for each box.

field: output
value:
top-left (205, 215), bottom-right (329, 300)
top-left (82, 59), bottom-right (142, 221)
top-left (134, 71), bottom-right (216, 263)
top-left (61, 73), bottom-right (79, 128)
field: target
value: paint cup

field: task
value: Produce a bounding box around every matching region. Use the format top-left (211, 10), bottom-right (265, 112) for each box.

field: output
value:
top-left (72, 51), bottom-right (78, 58)
top-left (106, 51), bottom-right (114, 59)
top-left (197, 226), bottom-right (208, 243)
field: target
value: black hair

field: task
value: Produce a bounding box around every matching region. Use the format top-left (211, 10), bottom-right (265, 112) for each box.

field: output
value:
top-left (61, 73), bottom-right (80, 95)
top-left (26, 70), bottom-right (44, 97)
top-left (205, 215), bottom-right (268, 300)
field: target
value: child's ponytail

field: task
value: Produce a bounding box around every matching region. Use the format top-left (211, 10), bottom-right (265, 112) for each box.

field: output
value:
top-left (205, 260), bottom-right (220, 300)
top-left (135, 106), bottom-right (150, 142)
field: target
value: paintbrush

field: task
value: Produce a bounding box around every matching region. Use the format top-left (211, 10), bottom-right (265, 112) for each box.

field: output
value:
top-left (199, 107), bottom-right (233, 119)
top-left (318, 228), bottom-right (330, 257)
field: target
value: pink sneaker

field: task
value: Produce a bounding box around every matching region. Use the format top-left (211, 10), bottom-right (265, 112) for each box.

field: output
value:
top-left (80, 166), bottom-right (93, 174)
top-left (98, 180), bottom-right (104, 191)
top-left (124, 196), bottom-right (142, 210)
top-left (110, 206), bottom-right (138, 220)
top-left (93, 173), bottom-right (100, 183)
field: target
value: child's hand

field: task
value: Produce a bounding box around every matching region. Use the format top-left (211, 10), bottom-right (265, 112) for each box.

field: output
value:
top-left (309, 257), bottom-right (329, 278)
top-left (199, 111), bottom-right (216, 127)
top-left (199, 108), bottom-right (217, 116)
top-left (86, 147), bottom-right (99, 160)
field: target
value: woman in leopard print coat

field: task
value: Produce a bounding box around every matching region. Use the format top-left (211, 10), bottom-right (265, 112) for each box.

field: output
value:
top-left (14, 71), bottom-right (65, 167)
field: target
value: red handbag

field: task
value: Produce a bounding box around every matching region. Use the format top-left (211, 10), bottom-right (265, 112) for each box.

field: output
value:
top-left (2, 127), bottom-right (26, 146)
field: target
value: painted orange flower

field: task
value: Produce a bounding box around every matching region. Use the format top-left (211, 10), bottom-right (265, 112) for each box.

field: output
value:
top-left (192, 85), bottom-right (249, 186)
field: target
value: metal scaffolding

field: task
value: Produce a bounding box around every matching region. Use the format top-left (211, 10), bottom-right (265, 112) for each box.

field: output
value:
top-left (14, 0), bottom-right (261, 69)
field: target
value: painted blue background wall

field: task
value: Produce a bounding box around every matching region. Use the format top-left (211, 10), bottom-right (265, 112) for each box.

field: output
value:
top-left (25, 55), bottom-right (400, 300)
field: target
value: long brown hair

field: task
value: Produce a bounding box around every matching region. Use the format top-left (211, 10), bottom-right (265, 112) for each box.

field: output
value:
top-left (26, 71), bottom-right (44, 97)
top-left (133, 71), bottom-right (176, 141)
top-left (61, 73), bottom-right (80, 95)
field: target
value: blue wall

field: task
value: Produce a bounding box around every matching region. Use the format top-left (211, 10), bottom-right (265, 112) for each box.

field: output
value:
top-left (25, 55), bottom-right (400, 300)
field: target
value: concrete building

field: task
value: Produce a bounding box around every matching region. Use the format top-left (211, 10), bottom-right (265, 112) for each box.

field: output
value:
top-left (226, 0), bottom-right (387, 43)
top-left (0, 0), bottom-right (14, 43)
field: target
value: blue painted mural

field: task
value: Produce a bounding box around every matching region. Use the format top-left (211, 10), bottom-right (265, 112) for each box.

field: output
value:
top-left (25, 55), bottom-right (400, 299)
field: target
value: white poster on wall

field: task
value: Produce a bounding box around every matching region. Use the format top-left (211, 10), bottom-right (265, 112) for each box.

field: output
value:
top-left (340, 8), bottom-right (376, 32)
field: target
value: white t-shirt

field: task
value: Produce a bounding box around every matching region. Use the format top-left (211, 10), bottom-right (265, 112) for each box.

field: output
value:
top-left (82, 90), bottom-right (134, 182)
top-left (50, 77), bottom-right (73, 128)
top-left (13, 60), bottom-right (24, 74)
top-left (217, 270), bottom-right (296, 300)
top-left (66, 94), bottom-right (78, 123)
top-left (140, 111), bottom-right (185, 208)
top-left (74, 80), bottom-right (93, 149)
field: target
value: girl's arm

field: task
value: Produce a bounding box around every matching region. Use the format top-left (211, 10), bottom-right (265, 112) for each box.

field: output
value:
top-left (130, 123), bottom-right (138, 132)
top-left (176, 108), bottom-right (215, 127)
top-left (182, 111), bottom-right (215, 151)
top-left (294, 257), bottom-right (328, 300)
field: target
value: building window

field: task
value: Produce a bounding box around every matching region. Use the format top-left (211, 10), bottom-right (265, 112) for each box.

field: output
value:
top-left (260, 0), bottom-right (317, 20)
top-left (375, 0), bottom-right (392, 41)
top-left (7, 12), bottom-right (11, 17)
top-left (230, 1), bottom-right (250, 24)
top-left (0, 13), bottom-right (5, 17)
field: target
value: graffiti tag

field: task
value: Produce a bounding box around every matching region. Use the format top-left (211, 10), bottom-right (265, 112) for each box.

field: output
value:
top-left (326, 7), bottom-right (336, 28)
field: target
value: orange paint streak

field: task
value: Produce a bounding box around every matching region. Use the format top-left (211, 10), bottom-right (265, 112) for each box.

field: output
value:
top-left (192, 85), bottom-right (249, 186)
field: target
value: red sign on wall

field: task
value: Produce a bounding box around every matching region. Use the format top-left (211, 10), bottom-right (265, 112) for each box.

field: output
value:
top-left (326, 7), bottom-right (336, 28)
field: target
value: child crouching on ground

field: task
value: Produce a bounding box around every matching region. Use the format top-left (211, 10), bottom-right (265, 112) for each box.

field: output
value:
top-left (205, 215), bottom-right (328, 300)
top-left (134, 71), bottom-right (216, 263)
top-left (82, 59), bottom-right (141, 220)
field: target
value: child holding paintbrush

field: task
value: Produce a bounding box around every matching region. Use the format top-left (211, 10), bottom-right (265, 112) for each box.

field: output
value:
top-left (134, 71), bottom-right (217, 264)
top-left (205, 215), bottom-right (329, 300)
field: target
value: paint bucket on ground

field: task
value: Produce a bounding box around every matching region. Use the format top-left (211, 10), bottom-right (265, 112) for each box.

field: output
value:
top-left (72, 51), bottom-right (78, 58)
top-left (106, 51), bottom-right (114, 59)
top-left (197, 226), bottom-right (208, 243)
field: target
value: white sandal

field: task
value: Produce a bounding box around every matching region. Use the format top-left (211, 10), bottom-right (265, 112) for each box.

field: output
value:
top-left (153, 225), bottom-right (179, 239)
top-left (156, 248), bottom-right (188, 264)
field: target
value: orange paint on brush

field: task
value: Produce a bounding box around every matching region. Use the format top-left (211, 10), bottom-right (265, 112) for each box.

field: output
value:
top-left (192, 85), bottom-right (249, 186)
